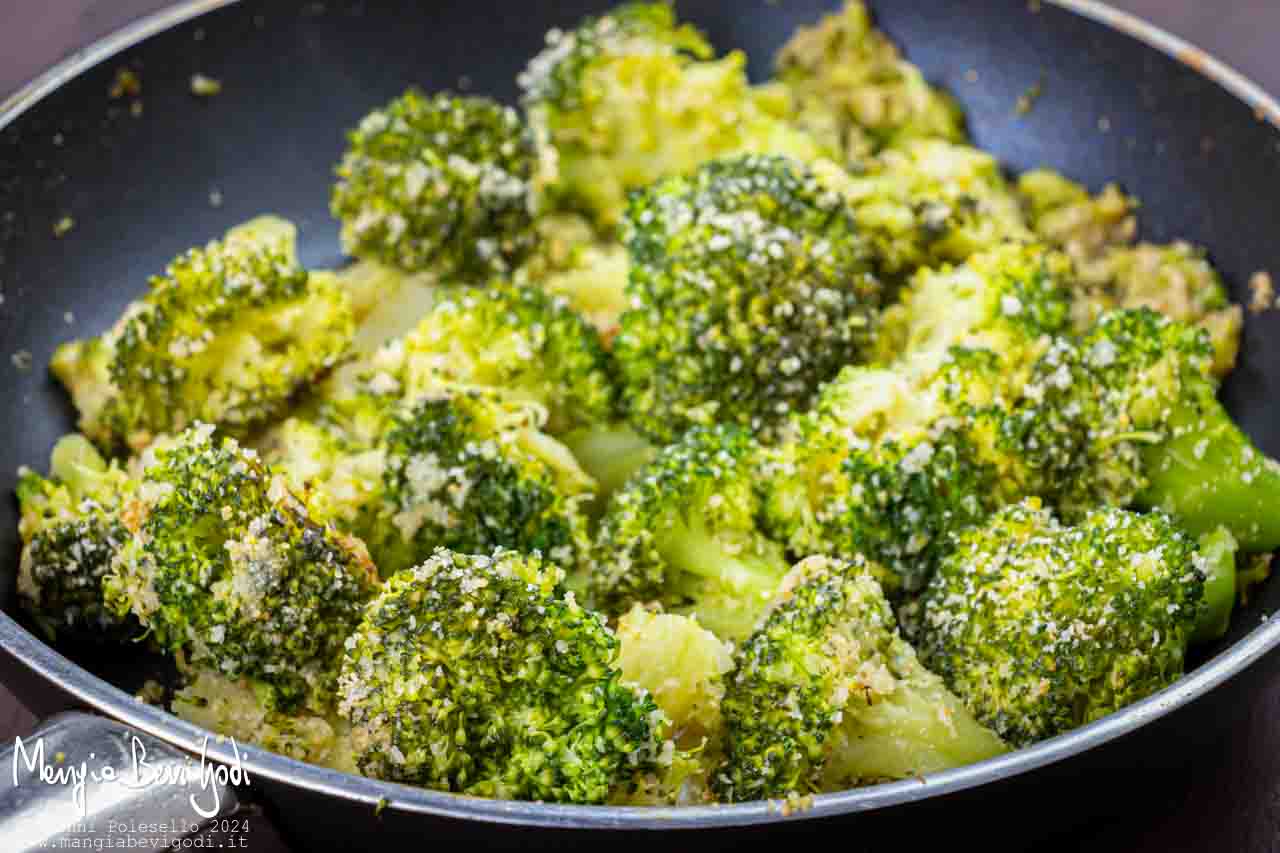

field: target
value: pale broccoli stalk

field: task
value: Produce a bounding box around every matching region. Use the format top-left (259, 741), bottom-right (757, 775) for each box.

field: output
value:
top-left (106, 424), bottom-right (380, 712)
top-left (615, 154), bottom-right (880, 444)
top-left (560, 421), bottom-right (656, 502)
top-left (915, 499), bottom-right (1220, 746)
top-left (51, 217), bottom-right (354, 452)
top-left (715, 555), bottom-right (1006, 802)
top-left (337, 548), bottom-right (668, 803)
top-left (590, 425), bottom-right (790, 641)
top-left (516, 212), bottom-right (632, 337)
top-left (774, 0), bottom-right (967, 160)
top-left (520, 3), bottom-right (830, 228)
top-left (331, 90), bottom-right (537, 277)
top-left (15, 434), bottom-right (134, 638)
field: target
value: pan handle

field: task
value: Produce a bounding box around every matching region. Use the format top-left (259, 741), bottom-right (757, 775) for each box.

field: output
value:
top-left (0, 711), bottom-right (244, 851)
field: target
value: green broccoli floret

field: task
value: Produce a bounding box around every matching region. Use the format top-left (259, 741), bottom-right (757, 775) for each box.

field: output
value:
top-left (760, 401), bottom-right (1000, 596)
top-left (1017, 171), bottom-right (1242, 377)
top-left (615, 154), bottom-right (880, 444)
top-left (590, 425), bottom-right (788, 641)
top-left (268, 390), bottom-right (595, 579)
top-left (879, 242), bottom-right (1074, 377)
top-left (331, 90), bottom-right (536, 277)
top-left (774, 0), bottom-right (967, 161)
top-left (357, 282), bottom-right (615, 435)
top-left (914, 498), bottom-right (1227, 746)
top-left (759, 245), bottom-right (1075, 592)
top-left (715, 554), bottom-right (1006, 802)
top-left (520, 3), bottom-right (830, 227)
top-left (818, 139), bottom-right (1032, 287)
top-left (105, 424), bottom-right (379, 712)
top-left (15, 434), bottom-right (134, 638)
top-left (1014, 308), bottom-right (1280, 550)
top-left (337, 548), bottom-right (668, 802)
top-left (52, 217), bottom-right (354, 452)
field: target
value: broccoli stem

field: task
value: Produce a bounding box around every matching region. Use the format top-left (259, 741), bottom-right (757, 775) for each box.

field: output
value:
top-left (561, 423), bottom-right (656, 498)
top-left (1137, 389), bottom-right (1280, 552)
top-left (1191, 527), bottom-right (1238, 645)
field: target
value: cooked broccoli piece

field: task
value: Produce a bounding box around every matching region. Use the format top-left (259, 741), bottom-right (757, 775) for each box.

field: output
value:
top-left (331, 90), bottom-right (536, 277)
top-left (268, 390), bottom-right (595, 579)
top-left (774, 0), bottom-right (967, 161)
top-left (516, 213), bottom-right (631, 338)
top-left (590, 425), bottom-right (788, 641)
top-left (715, 555), bottom-right (1006, 802)
top-left (15, 434), bottom-right (134, 638)
top-left (1014, 308), bottom-right (1280, 549)
top-left (1017, 171), bottom-right (1243, 377)
top-left (915, 499), bottom-right (1229, 746)
top-left (172, 669), bottom-right (358, 773)
top-left (818, 139), bottom-right (1032, 287)
top-left (337, 548), bottom-right (667, 802)
top-left (105, 424), bottom-right (379, 712)
top-left (357, 282), bottom-right (615, 435)
top-left (616, 605), bottom-right (733, 749)
top-left (615, 154), bottom-right (880, 444)
top-left (1016, 169), bottom-right (1137, 269)
top-left (52, 217), bottom-right (354, 452)
top-left (1079, 243), bottom-right (1242, 377)
top-left (760, 245), bottom-right (1075, 592)
top-left (520, 3), bottom-right (829, 227)
top-left (878, 242), bottom-right (1074, 378)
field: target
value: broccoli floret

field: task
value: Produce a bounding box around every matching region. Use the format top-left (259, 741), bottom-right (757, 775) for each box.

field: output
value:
top-left (337, 548), bottom-right (667, 802)
top-left (759, 246), bottom-right (1075, 592)
top-left (1016, 169), bottom-right (1137, 269)
top-left (760, 402), bottom-right (1000, 596)
top-left (15, 434), bottom-right (134, 638)
top-left (614, 154), bottom-right (880, 444)
top-left (520, 3), bottom-right (830, 227)
top-left (268, 391), bottom-right (595, 579)
top-left (616, 605), bottom-right (733, 749)
top-left (172, 669), bottom-right (358, 773)
top-left (358, 282), bottom-right (615, 435)
top-left (106, 424), bottom-right (379, 712)
top-left (331, 90), bottom-right (536, 277)
top-left (819, 139), bottom-right (1032, 287)
top-left (1017, 171), bottom-right (1242, 377)
top-left (915, 499), bottom-right (1223, 746)
top-left (1077, 243), bottom-right (1242, 377)
top-left (1014, 308), bottom-right (1280, 549)
top-left (878, 242), bottom-right (1074, 378)
top-left (715, 555), bottom-right (1005, 802)
top-left (774, 0), bottom-right (967, 161)
top-left (52, 217), bottom-right (354, 452)
top-left (590, 425), bottom-right (788, 641)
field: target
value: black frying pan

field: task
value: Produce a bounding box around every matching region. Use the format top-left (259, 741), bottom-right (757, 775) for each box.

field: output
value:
top-left (2, 0), bottom-right (1280, 849)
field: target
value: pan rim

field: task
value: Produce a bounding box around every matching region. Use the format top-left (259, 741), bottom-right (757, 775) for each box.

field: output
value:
top-left (2, 0), bottom-right (1279, 831)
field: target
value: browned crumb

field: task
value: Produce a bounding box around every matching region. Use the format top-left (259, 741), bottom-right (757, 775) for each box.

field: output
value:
top-left (108, 68), bottom-right (141, 99)
top-left (130, 100), bottom-right (144, 118)
top-left (11, 350), bottom-right (32, 371)
top-left (1248, 271), bottom-right (1275, 314)
top-left (190, 74), bottom-right (223, 97)
top-left (1015, 80), bottom-right (1043, 116)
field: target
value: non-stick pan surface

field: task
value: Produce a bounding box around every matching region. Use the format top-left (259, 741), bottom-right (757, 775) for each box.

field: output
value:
top-left (2, 0), bottom-right (1280, 847)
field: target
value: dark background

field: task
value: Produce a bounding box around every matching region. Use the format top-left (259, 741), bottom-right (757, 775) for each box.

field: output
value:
top-left (1, 1), bottom-right (1279, 850)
